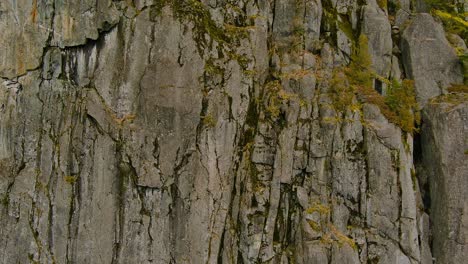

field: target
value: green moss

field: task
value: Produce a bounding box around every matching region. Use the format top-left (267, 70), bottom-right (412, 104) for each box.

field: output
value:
top-left (337, 15), bottom-right (355, 41)
top-left (204, 58), bottom-right (225, 77)
top-left (1, 194), bottom-right (8, 207)
top-left (355, 80), bottom-right (420, 134)
top-left (245, 99), bottom-right (259, 129)
top-left (321, 2), bottom-right (339, 46)
top-left (321, 1), bottom-right (358, 48)
top-left (201, 114), bottom-right (216, 128)
top-left (64, 175), bottom-right (78, 184)
top-left (388, 1), bottom-right (401, 14)
top-left (429, 92), bottom-right (468, 106)
top-left (330, 224), bottom-right (357, 250)
top-left (318, 224), bottom-right (358, 251)
top-left (428, 2), bottom-right (468, 43)
top-left (377, 0), bottom-right (388, 10)
top-left (292, 17), bottom-right (306, 36)
top-left (225, 24), bottom-right (253, 39)
top-left (307, 220), bottom-right (322, 231)
top-left (153, 0), bottom-right (233, 54)
top-left (263, 80), bottom-right (297, 122)
top-left (411, 168), bottom-right (417, 191)
top-left (458, 53), bottom-right (468, 84)
top-left (248, 163), bottom-right (261, 191)
top-left (347, 34), bottom-right (374, 88)
top-left (424, 0), bottom-right (457, 11)
top-left (385, 79), bottom-right (421, 133)
top-left (264, 81), bottom-right (282, 119)
top-left (330, 69), bottom-right (355, 113)
top-left (227, 52), bottom-right (251, 70)
top-left (306, 202), bottom-right (331, 215)
top-left (335, 34), bottom-right (421, 134)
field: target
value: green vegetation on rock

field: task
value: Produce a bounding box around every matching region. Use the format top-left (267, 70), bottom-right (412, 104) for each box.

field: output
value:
top-left (459, 53), bottom-right (468, 84)
top-left (386, 79), bottom-right (421, 133)
top-left (426, 0), bottom-right (468, 43)
top-left (331, 34), bottom-right (421, 133)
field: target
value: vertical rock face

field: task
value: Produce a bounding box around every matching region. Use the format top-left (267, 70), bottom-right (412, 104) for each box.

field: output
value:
top-left (0, 1), bottom-right (466, 263)
top-left (362, 3), bottom-right (392, 78)
top-left (420, 96), bottom-right (468, 264)
top-left (401, 13), bottom-right (463, 107)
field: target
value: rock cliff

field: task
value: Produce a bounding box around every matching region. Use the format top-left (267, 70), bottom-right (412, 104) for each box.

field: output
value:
top-left (0, 0), bottom-right (467, 263)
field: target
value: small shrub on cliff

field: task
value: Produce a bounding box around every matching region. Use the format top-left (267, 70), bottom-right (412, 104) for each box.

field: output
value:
top-left (337, 34), bottom-right (421, 133)
top-left (385, 79), bottom-right (421, 133)
top-left (264, 80), bottom-right (297, 120)
top-left (202, 114), bottom-right (216, 128)
top-left (330, 69), bottom-right (354, 113)
top-left (346, 34), bottom-right (373, 88)
top-left (427, 1), bottom-right (468, 43)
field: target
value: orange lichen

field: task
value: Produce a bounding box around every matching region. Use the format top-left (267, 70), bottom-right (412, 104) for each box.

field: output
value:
top-left (114, 114), bottom-right (137, 126)
top-left (31, 0), bottom-right (38, 23)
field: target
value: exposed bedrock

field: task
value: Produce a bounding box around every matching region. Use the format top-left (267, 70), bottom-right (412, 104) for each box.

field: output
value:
top-left (0, 1), bottom-right (466, 263)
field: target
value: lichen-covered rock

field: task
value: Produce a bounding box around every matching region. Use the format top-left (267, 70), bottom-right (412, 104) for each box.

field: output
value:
top-left (51, 0), bottom-right (120, 47)
top-left (0, 1), bottom-right (466, 263)
top-left (0, 1), bottom-right (52, 78)
top-left (0, 0), bottom-right (120, 79)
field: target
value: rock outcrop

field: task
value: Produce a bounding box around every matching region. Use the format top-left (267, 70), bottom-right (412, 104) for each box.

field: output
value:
top-left (401, 13), bottom-right (463, 107)
top-left (0, 1), bottom-right (466, 263)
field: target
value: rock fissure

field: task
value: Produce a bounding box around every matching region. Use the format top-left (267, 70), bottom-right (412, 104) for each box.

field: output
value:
top-left (1, 1), bottom-right (467, 263)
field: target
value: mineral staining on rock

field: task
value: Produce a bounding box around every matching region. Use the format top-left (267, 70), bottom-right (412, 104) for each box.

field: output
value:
top-left (0, 1), bottom-right (467, 263)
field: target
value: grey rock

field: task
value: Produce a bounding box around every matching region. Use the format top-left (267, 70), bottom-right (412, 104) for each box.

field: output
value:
top-left (0, 2), bottom-right (52, 78)
top-left (414, 0), bottom-right (430, 13)
top-left (395, 9), bottom-right (411, 28)
top-left (0, 0), bottom-right (120, 79)
top-left (389, 0), bottom-right (410, 11)
top-left (362, 4), bottom-right (393, 78)
top-left (305, 0), bottom-right (323, 51)
top-left (331, 244), bottom-right (360, 264)
top-left (421, 100), bottom-right (468, 264)
top-left (390, 55), bottom-right (402, 81)
top-left (401, 13), bottom-right (464, 106)
top-left (0, 1), bottom-right (465, 263)
top-left (51, 0), bottom-right (120, 47)
top-left (447, 33), bottom-right (467, 53)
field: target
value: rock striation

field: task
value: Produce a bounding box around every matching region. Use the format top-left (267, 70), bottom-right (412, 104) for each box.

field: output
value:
top-left (0, 1), bottom-right (466, 263)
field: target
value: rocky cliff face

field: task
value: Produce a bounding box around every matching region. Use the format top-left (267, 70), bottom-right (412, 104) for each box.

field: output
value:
top-left (0, 0), bottom-right (466, 263)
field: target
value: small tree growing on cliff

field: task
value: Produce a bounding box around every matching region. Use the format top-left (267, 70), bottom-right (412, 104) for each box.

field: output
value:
top-left (343, 34), bottom-right (421, 134)
top-left (346, 34), bottom-right (373, 89)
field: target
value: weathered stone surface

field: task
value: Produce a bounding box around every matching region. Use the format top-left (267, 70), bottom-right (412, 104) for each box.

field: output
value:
top-left (401, 13), bottom-right (464, 106)
top-left (362, 4), bottom-right (393, 77)
top-left (51, 0), bottom-right (120, 47)
top-left (420, 98), bottom-right (468, 264)
top-left (0, 1), bottom-right (52, 78)
top-left (0, 1), bottom-right (465, 263)
top-left (0, 0), bottom-right (120, 79)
